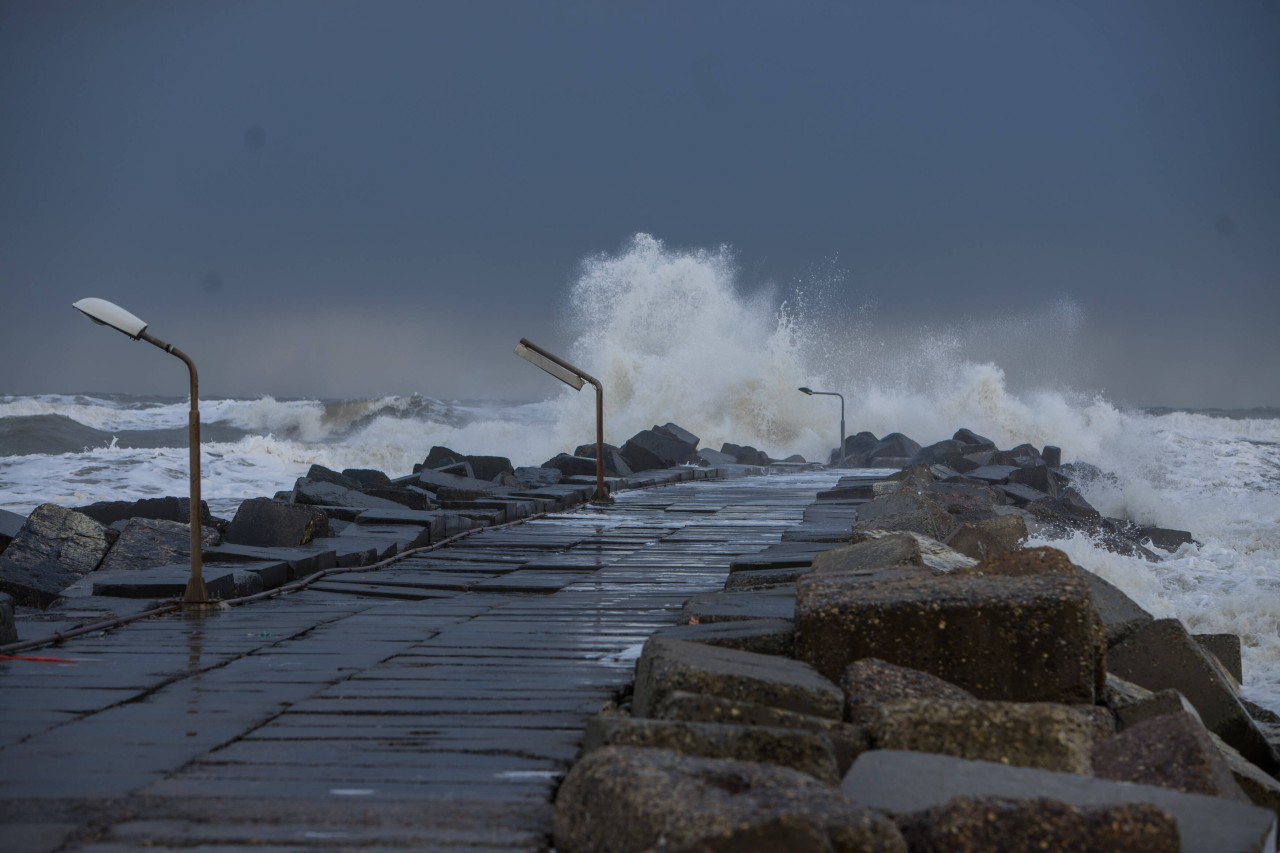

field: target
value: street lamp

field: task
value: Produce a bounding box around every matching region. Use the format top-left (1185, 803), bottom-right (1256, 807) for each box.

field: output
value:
top-left (798, 386), bottom-right (846, 468)
top-left (72, 298), bottom-right (209, 606)
top-left (515, 338), bottom-right (611, 503)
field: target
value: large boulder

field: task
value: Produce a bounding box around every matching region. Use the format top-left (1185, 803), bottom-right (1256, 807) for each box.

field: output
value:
top-left (868, 698), bottom-right (1108, 774)
top-left (0, 504), bottom-right (115, 607)
top-left (721, 442), bottom-right (769, 466)
top-left (420, 445), bottom-right (465, 469)
top-left (853, 492), bottom-right (958, 541)
top-left (341, 468), bottom-right (392, 487)
top-left (835, 431), bottom-right (880, 466)
top-left (540, 454), bottom-right (600, 478)
top-left (632, 636), bottom-right (843, 720)
top-left (581, 716), bottom-right (841, 784)
top-left (466, 455), bottom-right (515, 481)
top-left (812, 531), bottom-right (974, 577)
top-left (953, 428), bottom-right (996, 450)
top-left (898, 796), bottom-right (1179, 853)
top-left (0, 508), bottom-right (26, 556)
top-left (658, 422), bottom-right (700, 447)
top-left (414, 468), bottom-right (507, 497)
top-left (696, 447), bottom-right (737, 466)
top-left (945, 513), bottom-right (1028, 561)
top-left (512, 466), bottom-right (562, 488)
top-left (866, 432), bottom-right (922, 466)
top-left (652, 691), bottom-right (869, 774)
top-left (74, 496), bottom-right (214, 528)
top-left (620, 427), bottom-right (697, 471)
top-left (554, 747), bottom-right (905, 853)
top-left (991, 442), bottom-right (1044, 468)
top-left (907, 439), bottom-right (971, 469)
top-left (293, 479), bottom-right (406, 510)
top-left (844, 750), bottom-right (1277, 853)
top-left (1093, 712), bottom-right (1250, 803)
top-left (572, 443), bottom-right (633, 476)
top-left (1108, 618), bottom-right (1280, 775)
top-left (841, 658), bottom-right (976, 728)
top-left (98, 517), bottom-right (221, 573)
top-left (794, 548), bottom-right (1105, 703)
top-left (304, 464), bottom-right (362, 491)
top-left (223, 498), bottom-right (330, 547)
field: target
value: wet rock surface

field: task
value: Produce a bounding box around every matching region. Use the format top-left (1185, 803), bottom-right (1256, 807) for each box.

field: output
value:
top-left (553, 746), bottom-right (906, 853)
top-left (0, 504), bottom-right (115, 607)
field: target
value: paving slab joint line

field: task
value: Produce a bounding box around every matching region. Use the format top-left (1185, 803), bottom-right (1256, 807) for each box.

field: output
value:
top-left (0, 468), bottom-right (736, 656)
top-left (0, 608), bottom-right (372, 751)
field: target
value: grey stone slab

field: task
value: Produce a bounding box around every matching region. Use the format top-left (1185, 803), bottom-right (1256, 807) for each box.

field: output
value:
top-left (203, 543), bottom-right (337, 578)
top-left (90, 564), bottom-right (242, 599)
top-left (470, 571), bottom-right (585, 593)
top-left (306, 582), bottom-right (458, 601)
top-left (842, 750), bottom-right (1276, 853)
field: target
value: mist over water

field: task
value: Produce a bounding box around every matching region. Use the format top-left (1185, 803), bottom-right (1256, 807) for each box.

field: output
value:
top-left (2, 233), bottom-right (1278, 710)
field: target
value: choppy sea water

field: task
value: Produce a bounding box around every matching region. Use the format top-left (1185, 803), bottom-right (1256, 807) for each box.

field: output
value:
top-left (1, 234), bottom-right (1277, 713)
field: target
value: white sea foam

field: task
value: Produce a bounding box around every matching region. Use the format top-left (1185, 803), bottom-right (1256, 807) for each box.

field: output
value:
top-left (2, 233), bottom-right (1277, 711)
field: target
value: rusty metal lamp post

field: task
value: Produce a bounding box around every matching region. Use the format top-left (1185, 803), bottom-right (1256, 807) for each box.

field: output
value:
top-left (799, 386), bottom-right (847, 468)
top-left (515, 338), bottom-right (611, 503)
top-left (72, 298), bottom-right (210, 605)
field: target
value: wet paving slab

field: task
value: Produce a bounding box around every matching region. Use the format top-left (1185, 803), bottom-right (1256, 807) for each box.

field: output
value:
top-left (0, 469), bottom-right (843, 850)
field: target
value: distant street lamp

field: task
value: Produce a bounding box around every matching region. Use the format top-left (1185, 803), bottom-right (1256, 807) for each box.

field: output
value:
top-left (515, 338), bottom-right (611, 503)
top-left (72, 298), bottom-right (210, 606)
top-left (798, 386), bottom-right (847, 467)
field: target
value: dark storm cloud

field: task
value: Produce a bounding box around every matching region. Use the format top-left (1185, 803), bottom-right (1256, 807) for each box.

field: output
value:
top-left (0, 0), bottom-right (1276, 406)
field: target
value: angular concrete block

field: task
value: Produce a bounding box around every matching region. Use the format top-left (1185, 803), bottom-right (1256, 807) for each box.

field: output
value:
top-left (1109, 619), bottom-right (1279, 775)
top-left (632, 636), bottom-right (843, 720)
top-left (652, 691), bottom-right (869, 774)
top-left (1105, 676), bottom-right (1198, 735)
top-left (841, 658), bottom-right (976, 727)
top-left (1094, 712), bottom-right (1249, 803)
top-left (581, 715), bottom-right (840, 784)
top-left (555, 747), bottom-right (905, 853)
top-left (1195, 633), bottom-right (1244, 685)
top-left (97, 517), bottom-right (220, 573)
top-left (795, 567), bottom-right (1104, 703)
top-left (0, 504), bottom-right (114, 607)
top-left (870, 698), bottom-right (1105, 774)
top-left (945, 513), bottom-right (1028, 561)
top-left (223, 498), bottom-right (329, 548)
top-left (842, 750), bottom-right (1277, 853)
top-left (1082, 570), bottom-right (1155, 646)
top-left (852, 492), bottom-right (957, 541)
top-left (812, 530), bottom-right (975, 576)
top-left (898, 796), bottom-right (1178, 852)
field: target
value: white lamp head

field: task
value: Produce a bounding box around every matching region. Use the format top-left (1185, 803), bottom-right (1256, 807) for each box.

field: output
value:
top-left (73, 298), bottom-right (148, 340)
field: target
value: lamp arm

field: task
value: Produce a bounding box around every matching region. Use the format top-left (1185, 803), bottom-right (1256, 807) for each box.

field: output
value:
top-left (140, 331), bottom-right (207, 604)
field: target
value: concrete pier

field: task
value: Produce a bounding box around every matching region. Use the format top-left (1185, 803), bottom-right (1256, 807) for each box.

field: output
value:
top-left (0, 470), bottom-right (840, 852)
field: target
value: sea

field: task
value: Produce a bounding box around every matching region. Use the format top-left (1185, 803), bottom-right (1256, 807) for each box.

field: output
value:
top-left (2, 234), bottom-right (1277, 713)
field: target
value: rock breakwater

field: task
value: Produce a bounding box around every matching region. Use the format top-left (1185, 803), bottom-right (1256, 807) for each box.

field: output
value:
top-left (552, 431), bottom-right (1280, 852)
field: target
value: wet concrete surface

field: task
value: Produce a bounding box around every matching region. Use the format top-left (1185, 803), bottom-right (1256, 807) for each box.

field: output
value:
top-left (0, 470), bottom-right (841, 851)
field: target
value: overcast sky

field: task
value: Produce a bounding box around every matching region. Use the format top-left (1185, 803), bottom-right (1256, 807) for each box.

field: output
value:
top-left (2, 0), bottom-right (1277, 407)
